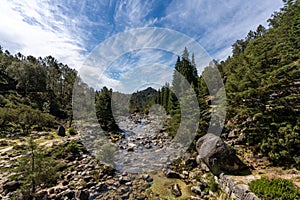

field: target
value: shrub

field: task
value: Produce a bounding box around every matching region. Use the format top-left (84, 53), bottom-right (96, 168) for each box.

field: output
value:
top-left (97, 143), bottom-right (115, 165)
top-left (68, 126), bottom-right (77, 136)
top-left (65, 140), bottom-right (81, 154)
top-left (249, 177), bottom-right (300, 200)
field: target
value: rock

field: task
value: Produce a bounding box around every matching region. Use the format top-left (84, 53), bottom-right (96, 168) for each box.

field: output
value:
top-left (86, 182), bottom-right (96, 188)
top-left (59, 190), bottom-right (75, 199)
top-left (145, 176), bottom-right (153, 182)
top-left (196, 133), bottom-right (248, 175)
top-left (121, 192), bottom-right (130, 199)
top-left (35, 190), bottom-right (48, 200)
top-left (83, 176), bottom-right (93, 182)
top-left (190, 196), bottom-right (202, 200)
top-left (191, 186), bottom-right (202, 195)
top-left (182, 170), bottom-right (189, 176)
top-left (2, 181), bottom-right (20, 194)
top-left (127, 147), bottom-right (134, 152)
top-left (75, 189), bottom-right (90, 200)
top-left (62, 180), bottom-right (69, 186)
top-left (164, 169), bottom-right (181, 178)
top-left (102, 165), bottom-right (115, 176)
top-left (233, 184), bottom-right (249, 199)
top-left (197, 180), bottom-right (208, 190)
top-left (49, 188), bottom-right (55, 194)
top-left (65, 173), bottom-right (73, 180)
top-left (119, 176), bottom-right (131, 184)
top-left (185, 158), bottom-right (198, 169)
top-left (57, 125), bottom-right (66, 137)
top-left (171, 184), bottom-right (182, 197)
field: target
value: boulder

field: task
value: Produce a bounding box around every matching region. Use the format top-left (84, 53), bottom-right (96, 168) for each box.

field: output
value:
top-left (196, 133), bottom-right (248, 175)
top-left (57, 125), bottom-right (66, 137)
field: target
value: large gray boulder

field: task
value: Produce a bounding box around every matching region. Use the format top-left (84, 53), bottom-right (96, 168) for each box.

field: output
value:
top-left (196, 133), bottom-right (248, 175)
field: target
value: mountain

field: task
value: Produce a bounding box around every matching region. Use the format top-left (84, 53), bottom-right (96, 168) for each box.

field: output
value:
top-left (129, 87), bottom-right (158, 113)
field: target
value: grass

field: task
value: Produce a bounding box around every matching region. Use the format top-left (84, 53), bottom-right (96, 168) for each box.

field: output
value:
top-left (148, 170), bottom-right (193, 200)
top-left (249, 177), bottom-right (300, 200)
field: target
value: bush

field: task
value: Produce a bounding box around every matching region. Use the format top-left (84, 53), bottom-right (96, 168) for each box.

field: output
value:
top-left (65, 140), bottom-right (81, 154)
top-left (68, 126), bottom-right (77, 135)
top-left (249, 177), bottom-right (300, 200)
top-left (97, 143), bottom-right (115, 165)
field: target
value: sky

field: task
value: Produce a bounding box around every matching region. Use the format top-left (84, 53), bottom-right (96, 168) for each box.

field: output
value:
top-left (0, 0), bottom-right (284, 93)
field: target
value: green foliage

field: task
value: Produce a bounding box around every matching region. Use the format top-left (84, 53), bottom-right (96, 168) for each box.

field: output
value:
top-left (68, 126), bottom-right (77, 135)
top-left (96, 143), bottom-right (116, 165)
top-left (15, 137), bottom-right (64, 198)
top-left (0, 49), bottom-right (78, 129)
top-left (65, 140), bottom-right (82, 154)
top-left (95, 87), bottom-right (120, 132)
top-left (0, 103), bottom-right (55, 135)
top-left (160, 48), bottom-right (210, 148)
top-left (206, 173), bottom-right (219, 193)
top-left (219, 0), bottom-right (300, 167)
top-left (249, 177), bottom-right (300, 200)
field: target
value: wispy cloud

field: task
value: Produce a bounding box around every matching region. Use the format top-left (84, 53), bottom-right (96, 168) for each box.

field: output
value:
top-left (159, 0), bottom-right (283, 60)
top-left (113, 0), bottom-right (157, 30)
top-left (79, 27), bottom-right (213, 93)
top-left (0, 0), bottom-right (86, 68)
top-left (0, 0), bottom-right (284, 90)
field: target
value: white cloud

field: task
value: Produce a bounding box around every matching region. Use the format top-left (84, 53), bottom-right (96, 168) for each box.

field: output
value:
top-left (113, 0), bottom-right (157, 30)
top-left (0, 0), bottom-right (284, 89)
top-left (0, 0), bottom-right (86, 68)
top-left (160, 0), bottom-right (283, 61)
top-left (78, 27), bottom-right (213, 92)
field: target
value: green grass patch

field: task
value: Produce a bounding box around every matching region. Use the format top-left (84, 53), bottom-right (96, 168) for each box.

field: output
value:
top-left (249, 177), bottom-right (300, 200)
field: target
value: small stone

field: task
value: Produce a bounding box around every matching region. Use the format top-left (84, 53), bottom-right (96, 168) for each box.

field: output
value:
top-left (86, 182), bottom-right (96, 188)
top-left (164, 169), bottom-right (181, 178)
top-left (2, 181), bottom-right (20, 195)
top-left (75, 189), bottom-right (90, 200)
top-left (191, 186), bottom-right (202, 195)
top-left (119, 176), bottom-right (131, 184)
top-left (66, 173), bottom-right (73, 180)
top-left (84, 176), bottom-right (93, 182)
top-left (62, 180), bottom-right (69, 186)
top-left (182, 170), bottom-right (189, 176)
top-left (35, 190), bottom-right (48, 199)
top-left (125, 182), bottom-right (132, 186)
top-left (190, 196), bottom-right (202, 200)
top-left (59, 190), bottom-right (75, 199)
top-left (197, 180), bottom-right (208, 190)
top-left (127, 147), bottom-right (134, 152)
top-left (171, 184), bottom-right (182, 197)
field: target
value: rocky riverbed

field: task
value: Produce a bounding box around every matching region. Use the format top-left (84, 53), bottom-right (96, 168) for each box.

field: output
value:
top-left (0, 114), bottom-right (230, 200)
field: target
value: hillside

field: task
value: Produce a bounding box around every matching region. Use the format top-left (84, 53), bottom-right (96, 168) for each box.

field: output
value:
top-left (219, 0), bottom-right (300, 168)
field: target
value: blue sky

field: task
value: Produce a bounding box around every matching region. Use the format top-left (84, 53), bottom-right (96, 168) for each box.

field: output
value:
top-left (0, 0), bottom-right (283, 93)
